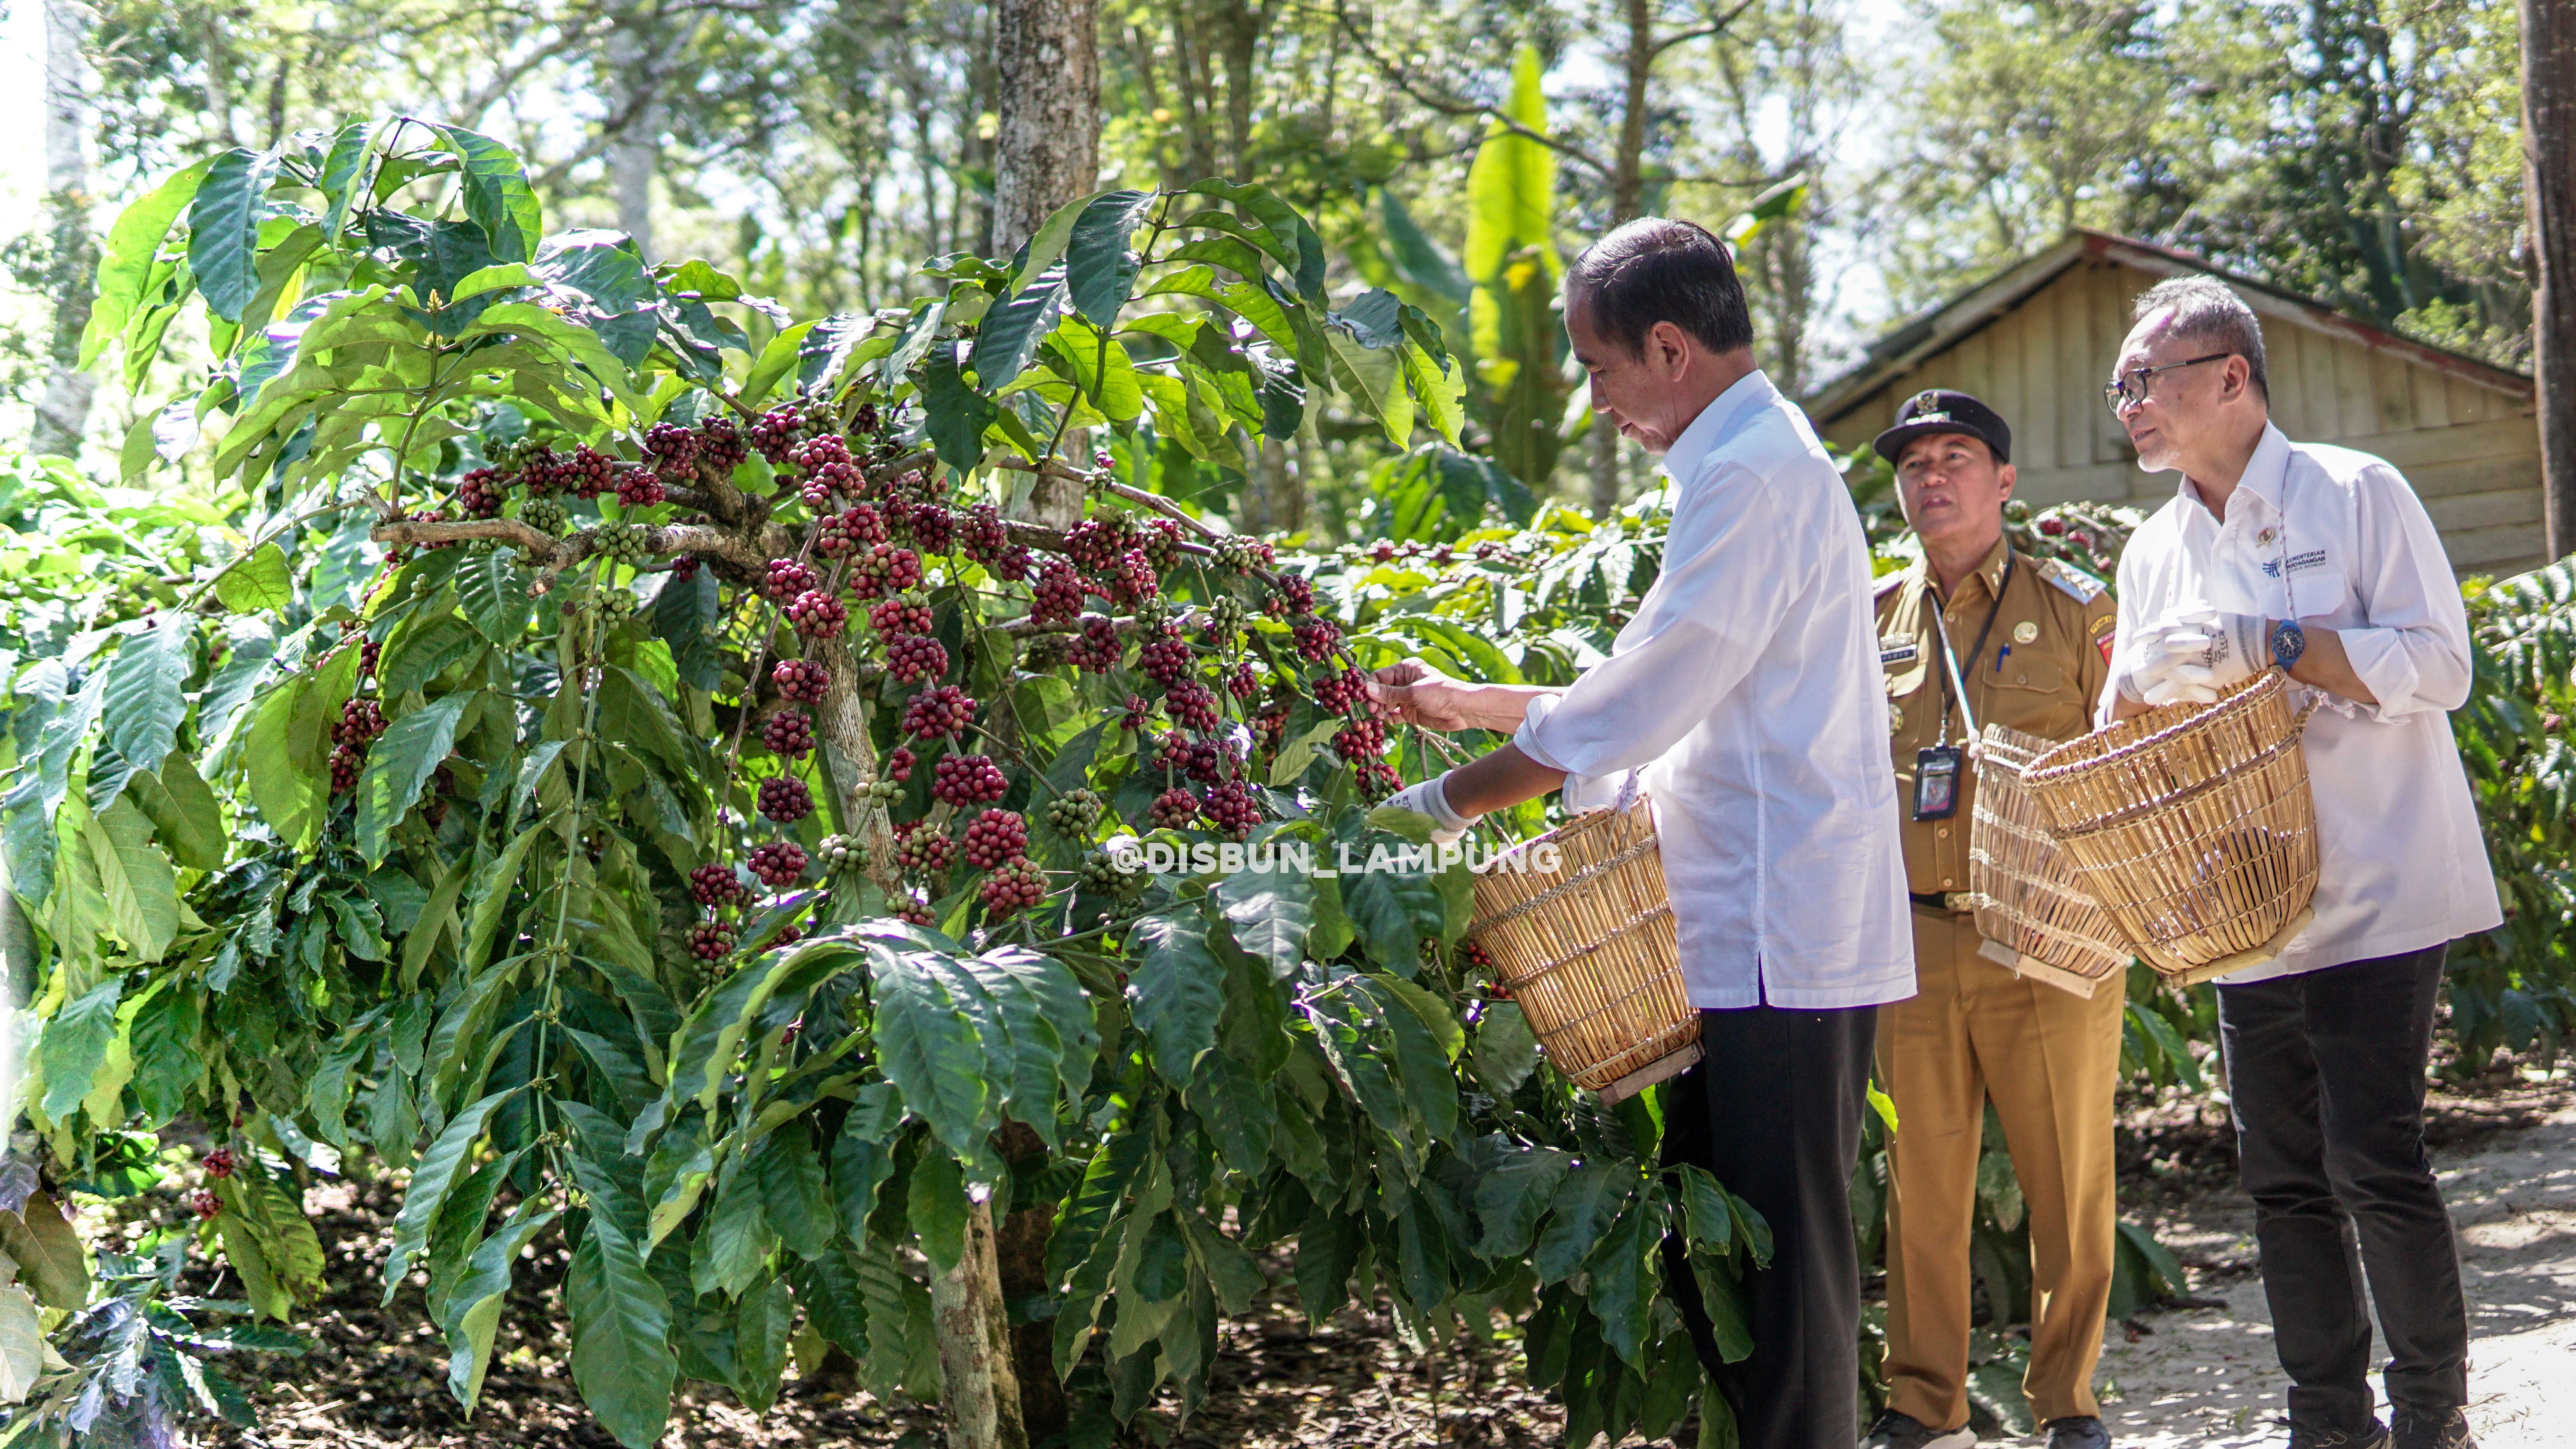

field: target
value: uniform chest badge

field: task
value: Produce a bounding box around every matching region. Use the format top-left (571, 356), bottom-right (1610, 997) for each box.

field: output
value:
top-left (2011, 620), bottom-right (2038, 644)
top-left (1880, 636), bottom-right (1919, 667)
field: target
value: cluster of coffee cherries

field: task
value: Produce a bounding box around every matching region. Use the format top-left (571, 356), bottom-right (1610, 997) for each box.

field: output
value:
top-left (328, 640), bottom-right (388, 794)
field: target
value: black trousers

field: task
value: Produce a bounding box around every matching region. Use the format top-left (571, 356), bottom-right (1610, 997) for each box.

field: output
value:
top-left (2217, 943), bottom-right (2470, 1432)
top-left (1661, 1003), bottom-right (1877, 1449)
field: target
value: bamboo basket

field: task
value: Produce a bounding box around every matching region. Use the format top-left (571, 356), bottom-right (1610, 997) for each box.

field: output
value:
top-left (1968, 722), bottom-right (2134, 997)
top-left (2021, 669), bottom-right (2319, 987)
top-left (1466, 793), bottom-right (1700, 1102)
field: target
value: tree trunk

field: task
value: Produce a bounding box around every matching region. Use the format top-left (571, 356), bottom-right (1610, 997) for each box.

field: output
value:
top-left (31, 0), bottom-right (94, 461)
top-left (608, 17), bottom-right (662, 261)
top-left (1590, 0), bottom-right (1655, 518)
top-left (992, 0), bottom-right (1101, 529)
top-left (993, 1122), bottom-right (1068, 1445)
top-left (927, 1198), bottom-right (1030, 1449)
top-left (990, 0), bottom-right (1101, 258)
top-left (2525, 0), bottom-right (2576, 561)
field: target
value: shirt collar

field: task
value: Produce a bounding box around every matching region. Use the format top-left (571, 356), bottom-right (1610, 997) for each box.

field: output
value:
top-left (2178, 421), bottom-right (2292, 518)
top-left (1661, 369), bottom-right (1781, 486)
top-left (1913, 534), bottom-right (2010, 606)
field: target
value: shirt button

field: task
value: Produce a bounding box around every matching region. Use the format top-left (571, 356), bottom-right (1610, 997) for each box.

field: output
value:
top-left (1941, 876), bottom-right (1955, 887)
top-left (2016, 673), bottom-right (2028, 684)
top-left (1936, 826), bottom-right (1950, 838)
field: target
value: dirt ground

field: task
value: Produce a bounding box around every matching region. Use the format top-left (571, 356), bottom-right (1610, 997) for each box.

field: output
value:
top-left (2094, 1071), bottom-right (2576, 1449)
top-left (194, 1069), bottom-right (2576, 1449)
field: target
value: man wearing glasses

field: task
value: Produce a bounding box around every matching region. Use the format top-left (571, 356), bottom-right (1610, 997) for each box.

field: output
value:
top-left (2099, 276), bottom-right (2498, 1449)
top-left (1863, 391), bottom-right (2124, 1449)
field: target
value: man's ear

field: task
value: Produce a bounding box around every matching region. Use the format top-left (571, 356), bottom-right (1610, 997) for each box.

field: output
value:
top-left (2220, 355), bottom-right (2251, 403)
top-left (1650, 319), bottom-right (1692, 376)
top-left (1995, 462), bottom-right (2017, 503)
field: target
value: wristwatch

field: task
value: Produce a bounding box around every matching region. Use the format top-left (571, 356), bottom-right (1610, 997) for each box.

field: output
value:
top-left (2267, 618), bottom-right (2307, 672)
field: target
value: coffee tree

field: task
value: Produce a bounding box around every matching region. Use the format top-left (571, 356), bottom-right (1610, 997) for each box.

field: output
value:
top-left (0, 121), bottom-right (1772, 1449)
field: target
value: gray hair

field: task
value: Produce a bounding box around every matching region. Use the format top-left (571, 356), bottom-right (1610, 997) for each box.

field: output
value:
top-left (2131, 276), bottom-right (2269, 400)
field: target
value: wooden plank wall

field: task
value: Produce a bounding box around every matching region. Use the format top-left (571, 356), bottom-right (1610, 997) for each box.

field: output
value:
top-left (1815, 259), bottom-right (2546, 575)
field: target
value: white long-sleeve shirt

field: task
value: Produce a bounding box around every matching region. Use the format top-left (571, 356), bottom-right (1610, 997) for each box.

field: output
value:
top-left (1511, 371), bottom-right (1914, 1010)
top-left (2097, 421), bottom-right (2502, 982)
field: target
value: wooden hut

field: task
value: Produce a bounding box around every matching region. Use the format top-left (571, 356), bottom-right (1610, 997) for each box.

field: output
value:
top-left (1804, 231), bottom-right (2545, 576)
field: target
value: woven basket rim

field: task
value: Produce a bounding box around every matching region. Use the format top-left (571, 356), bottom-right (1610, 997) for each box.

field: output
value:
top-left (1472, 794), bottom-right (1653, 875)
top-left (2023, 667), bottom-right (2291, 786)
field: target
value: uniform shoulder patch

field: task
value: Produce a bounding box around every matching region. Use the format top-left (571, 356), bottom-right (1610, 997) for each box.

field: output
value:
top-left (2040, 557), bottom-right (2106, 604)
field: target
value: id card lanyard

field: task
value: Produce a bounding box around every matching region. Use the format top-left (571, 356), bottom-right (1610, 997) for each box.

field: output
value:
top-left (1914, 551), bottom-right (2011, 821)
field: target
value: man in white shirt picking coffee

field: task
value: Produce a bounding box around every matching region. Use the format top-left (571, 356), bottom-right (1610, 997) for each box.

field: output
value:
top-left (2101, 276), bottom-right (2500, 1449)
top-left (1367, 217), bottom-right (1912, 1449)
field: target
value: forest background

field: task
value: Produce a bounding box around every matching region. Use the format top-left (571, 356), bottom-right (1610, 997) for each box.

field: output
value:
top-left (0, 0), bottom-right (2536, 522)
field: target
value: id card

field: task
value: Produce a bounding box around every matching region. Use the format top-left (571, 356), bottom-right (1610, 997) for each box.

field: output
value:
top-left (1913, 744), bottom-right (1962, 820)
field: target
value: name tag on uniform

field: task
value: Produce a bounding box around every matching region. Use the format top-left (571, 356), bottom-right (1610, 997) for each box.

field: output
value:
top-left (1880, 636), bottom-right (1918, 667)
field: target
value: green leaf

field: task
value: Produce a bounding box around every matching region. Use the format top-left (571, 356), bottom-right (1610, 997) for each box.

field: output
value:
top-left (1531, 1161), bottom-right (1628, 1285)
top-left (970, 263), bottom-right (1066, 391)
top-left (79, 156), bottom-right (214, 370)
top-left (1214, 852), bottom-right (1312, 980)
top-left (355, 693), bottom-right (472, 867)
top-left (908, 1148), bottom-right (971, 1274)
top-left (1463, 45), bottom-right (1560, 285)
top-left (431, 124), bottom-right (542, 264)
top-left (1586, 1198), bottom-right (1659, 1368)
top-left (462, 819), bottom-right (547, 969)
top-left (1376, 185), bottom-right (1471, 307)
top-left (1064, 190), bottom-right (1157, 326)
top-left (832, 1084), bottom-right (905, 1239)
top-left (318, 120), bottom-right (379, 241)
top-left (1469, 1000), bottom-right (1541, 1094)
top-left (37, 981), bottom-right (123, 1123)
top-left (693, 1160), bottom-right (774, 1299)
top-left (0, 1194), bottom-right (89, 1311)
top-left (1676, 1164), bottom-right (1733, 1256)
top-left (87, 799), bottom-right (179, 964)
top-left (1472, 1142), bottom-right (1572, 1258)
top-left (1126, 911), bottom-right (1226, 1082)
top-left (383, 1087), bottom-right (518, 1303)
top-left (1689, 1250), bottom-right (1756, 1364)
top-left (754, 1124), bottom-right (835, 1261)
top-left (102, 619), bottom-right (195, 783)
top-left (214, 543), bottom-right (294, 612)
top-left (865, 945), bottom-right (1000, 1174)
top-left (918, 343), bottom-right (997, 474)
top-left (443, 1198), bottom-right (558, 1410)
top-left (567, 1204), bottom-right (677, 1449)
top-left (741, 318), bottom-right (816, 407)
top-left (458, 552), bottom-right (534, 646)
top-left (187, 148), bottom-right (279, 323)
top-left (1292, 1207), bottom-right (1366, 1327)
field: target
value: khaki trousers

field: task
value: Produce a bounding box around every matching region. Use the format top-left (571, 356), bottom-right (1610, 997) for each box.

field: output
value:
top-left (1877, 908), bottom-right (2126, 1430)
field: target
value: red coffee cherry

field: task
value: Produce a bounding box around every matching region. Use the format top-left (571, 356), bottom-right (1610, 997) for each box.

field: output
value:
top-left (960, 809), bottom-right (1029, 870)
top-left (979, 856), bottom-right (1047, 913)
top-left (762, 708), bottom-right (815, 760)
top-left (747, 841), bottom-right (808, 888)
top-left (772, 658), bottom-right (829, 703)
top-left (758, 776), bottom-right (814, 824)
top-left (687, 920), bottom-right (737, 961)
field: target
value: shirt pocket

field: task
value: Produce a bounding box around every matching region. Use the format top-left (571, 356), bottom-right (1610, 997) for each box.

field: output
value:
top-left (2277, 562), bottom-right (2354, 625)
top-left (1979, 655), bottom-right (2087, 741)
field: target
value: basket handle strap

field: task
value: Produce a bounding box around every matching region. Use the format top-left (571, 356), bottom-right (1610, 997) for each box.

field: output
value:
top-left (1613, 766), bottom-right (1646, 815)
top-left (2277, 665), bottom-right (2324, 730)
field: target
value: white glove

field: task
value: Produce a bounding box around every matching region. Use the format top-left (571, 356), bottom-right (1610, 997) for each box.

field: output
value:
top-left (1383, 772), bottom-right (1471, 846)
top-left (2119, 609), bottom-right (2269, 707)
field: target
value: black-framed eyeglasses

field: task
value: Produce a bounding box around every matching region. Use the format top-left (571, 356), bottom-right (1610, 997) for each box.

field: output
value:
top-left (2102, 353), bottom-right (2232, 415)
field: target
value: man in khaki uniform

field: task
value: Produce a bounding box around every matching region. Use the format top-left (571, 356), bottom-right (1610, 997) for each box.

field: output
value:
top-left (1862, 391), bottom-right (2125, 1449)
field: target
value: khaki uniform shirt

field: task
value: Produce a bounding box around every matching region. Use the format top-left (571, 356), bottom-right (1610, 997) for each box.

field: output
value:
top-left (1876, 538), bottom-right (2118, 902)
